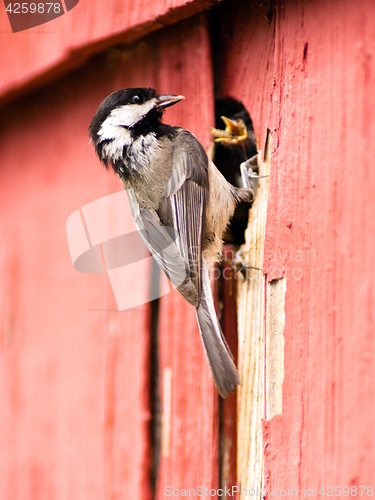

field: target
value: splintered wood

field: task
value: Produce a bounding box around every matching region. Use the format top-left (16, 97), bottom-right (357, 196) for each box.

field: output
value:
top-left (237, 142), bottom-right (270, 498)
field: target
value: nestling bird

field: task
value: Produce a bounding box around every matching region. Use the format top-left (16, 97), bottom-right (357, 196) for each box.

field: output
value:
top-left (209, 97), bottom-right (259, 246)
top-left (89, 87), bottom-right (254, 398)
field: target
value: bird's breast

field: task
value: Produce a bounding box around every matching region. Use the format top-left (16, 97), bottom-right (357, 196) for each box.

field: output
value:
top-left (122, 133), bottom-right (173, 210)
top-left (126, 133), bottom-right (162, 174)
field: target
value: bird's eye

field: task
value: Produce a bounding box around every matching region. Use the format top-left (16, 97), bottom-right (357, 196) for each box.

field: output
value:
top-left (132, 95), bottom-right (143, 104)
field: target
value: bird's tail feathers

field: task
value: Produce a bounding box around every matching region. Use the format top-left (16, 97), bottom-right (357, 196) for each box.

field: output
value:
top-left (195, 263), bottom-right (239, 398)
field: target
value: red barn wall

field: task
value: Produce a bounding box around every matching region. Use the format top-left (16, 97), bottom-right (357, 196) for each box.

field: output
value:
top-left (263, 0), bottom-right (375, 493)
top-left (0, 0), bottom-right (218, 101)
top-left (0, 12), bottom-right (218, 499)
top-left (211, 0), bottom-right (375, 492)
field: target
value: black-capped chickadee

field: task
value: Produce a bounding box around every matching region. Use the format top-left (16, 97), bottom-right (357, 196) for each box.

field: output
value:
top-left (89, 88), bottom-right (253, 398)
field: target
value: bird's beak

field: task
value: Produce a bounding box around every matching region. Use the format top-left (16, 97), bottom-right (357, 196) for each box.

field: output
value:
top-left (156, 94), bottom-right (185, 109)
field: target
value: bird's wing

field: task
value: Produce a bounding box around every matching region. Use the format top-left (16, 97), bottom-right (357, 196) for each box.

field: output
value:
top-left (125, 188), bottom-right (197, 304)
top-left (158, 130), bottom-right (208, 302)
top-left (127, 130), bottom-right (208, 306)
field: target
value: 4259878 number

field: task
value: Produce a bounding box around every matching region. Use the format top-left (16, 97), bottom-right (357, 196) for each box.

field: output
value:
top-left (6, 3), bottom-right (61, 13)
top-left (318, 486), bottom-right (373, 496)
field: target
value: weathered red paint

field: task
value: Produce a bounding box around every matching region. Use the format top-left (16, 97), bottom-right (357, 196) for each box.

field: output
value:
top-left (0, 68), bottom-right (155, 499)
top-left (0, 0), bottom-right (218, 104)
top-left (0, 9), bottom-right (220, 499)
top-left (215, 0), bottom-right (375, 494)
top-left (263, 0), bottom-right (375, 493)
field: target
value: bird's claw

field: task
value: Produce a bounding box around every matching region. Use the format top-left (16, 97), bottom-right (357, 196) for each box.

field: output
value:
top-left (223, 250), bottom-right (262, 277)
top-left (240, 154), bottom-right (268, 189)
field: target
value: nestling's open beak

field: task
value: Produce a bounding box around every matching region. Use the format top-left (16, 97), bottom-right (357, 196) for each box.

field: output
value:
top-left (156, 94), bottom-right (185, 109)
top-left (210, 116), bottom-right (248, 144)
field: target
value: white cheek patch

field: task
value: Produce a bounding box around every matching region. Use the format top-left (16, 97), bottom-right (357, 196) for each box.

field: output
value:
top-left (97, 98), bottom-right (158, 162)
top-left (98, 119), bottom-right (132, 142)
top-left (102, 134), bottom-right (131, 161)
top-left (99, 98), bottom-right (158, 136)
top-left (98, 123), bottom-right (132, 161)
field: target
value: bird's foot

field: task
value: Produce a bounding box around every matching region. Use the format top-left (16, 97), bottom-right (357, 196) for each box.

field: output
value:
top-left (210, 116), bottom-right (248, 145)
top-left (223, 250), bottom-right (262, 277)
top-left (240, 155), bottom-right (268, 189)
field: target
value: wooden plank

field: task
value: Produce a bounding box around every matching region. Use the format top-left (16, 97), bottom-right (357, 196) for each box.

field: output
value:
top-left (213, 0), bottom-right (275, 495)
top-left (0, 0), bottom-right (220, 105)
top-left (0, 12), bottom-right (219, 499)
top-left (0, 28), bottom-right (157, 500)
top-left (235, 149), bottom-right (270, 499)
top-left (0, 86), bottom-right (116, 499)
top-left (214, 0), bottom-right (375, 495)
top-left (263, 0), bottom-right (375, 494)
top-left (153, 14), bottom-right (219, 497)
top-left (220, 248), bottom-right (239, 498)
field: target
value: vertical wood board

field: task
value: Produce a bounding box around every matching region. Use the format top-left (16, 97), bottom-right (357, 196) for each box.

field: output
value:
top-left (263, 0), bottom-right (375, 493)
top-left (154, 15), bottom-right (220, 497)
top-left (213, 1), bottom-right (275, 495)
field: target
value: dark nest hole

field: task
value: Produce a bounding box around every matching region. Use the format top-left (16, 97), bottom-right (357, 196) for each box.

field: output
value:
top-left (211, 97), bottom-right (258, 246)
